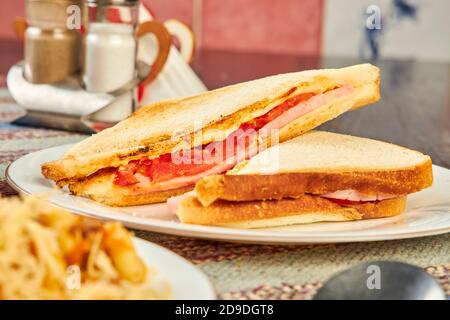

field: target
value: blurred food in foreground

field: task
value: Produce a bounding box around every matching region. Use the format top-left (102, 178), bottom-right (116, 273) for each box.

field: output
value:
top-left (0, 196), bottom-right (170, 300)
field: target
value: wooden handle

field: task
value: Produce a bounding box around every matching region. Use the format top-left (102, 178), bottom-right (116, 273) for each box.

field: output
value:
top-left (136, 21), bottom-right (171, 87)
top-left (13, 17), bottom-right (27, 40)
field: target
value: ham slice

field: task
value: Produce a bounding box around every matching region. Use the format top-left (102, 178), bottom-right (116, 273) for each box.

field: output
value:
top-left (132, 85), bottom-right (354, 194)
top-left (261, 85), bottom-right (353, 131)
top-left (321, 189), bottom-right (399, 201)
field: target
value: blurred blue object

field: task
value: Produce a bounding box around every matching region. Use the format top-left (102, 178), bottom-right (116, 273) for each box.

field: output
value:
top-left (393, 0), bottom-right (417, 19)
top-left (361, 0), bottom-right (418, 61)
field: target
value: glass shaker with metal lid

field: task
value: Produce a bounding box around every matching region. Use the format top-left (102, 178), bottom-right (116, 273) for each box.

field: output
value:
top-left (82, 0), bottom-right (171, 94)
top-left (82, 0), bottom-right (139, 93)
top-left (81, 0), bottom-right (170, 122)
top-left (24, 0), bottom-right (81, 84)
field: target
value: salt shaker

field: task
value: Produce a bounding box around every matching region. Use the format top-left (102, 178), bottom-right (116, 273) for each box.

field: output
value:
top-left (82, 0), bottom-right (171, 122)
top-left (84, 22), bottom-right (136, 93)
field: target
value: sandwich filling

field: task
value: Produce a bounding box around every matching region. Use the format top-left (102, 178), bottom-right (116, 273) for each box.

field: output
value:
top-left (167, 189), bottom-right (399, 215)
top-left (114, 85), bottom-right (354, 193)
top-left (321, 190), bottom-right (400, 207)
top-left (321, 189), bottom-right (398, 202)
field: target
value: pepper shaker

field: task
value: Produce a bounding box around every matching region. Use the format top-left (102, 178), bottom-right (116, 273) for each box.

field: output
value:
top-left (24, 0), bottom-right (81, 84)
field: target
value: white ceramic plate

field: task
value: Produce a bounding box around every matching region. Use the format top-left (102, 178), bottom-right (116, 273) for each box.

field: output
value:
top-left (6, 144), bottom-right (450, 244)
top-left (132, 238), bottom-right (215, 299)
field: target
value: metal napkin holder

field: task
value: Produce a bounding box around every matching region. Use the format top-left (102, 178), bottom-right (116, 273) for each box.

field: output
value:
top-left (9, 64), bottom-right (140, 134)
top-left (13, 110), bottom-right (115, 133)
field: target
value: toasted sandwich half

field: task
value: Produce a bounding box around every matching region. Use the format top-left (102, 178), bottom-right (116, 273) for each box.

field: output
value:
top-left (171, 131), bottom-right (433, 228)
top-left (42, 64), bottom-right (380, 206)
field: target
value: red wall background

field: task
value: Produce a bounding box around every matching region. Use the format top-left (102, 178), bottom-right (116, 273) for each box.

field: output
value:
top-left (0, 0), bottom-right (323, 56)
top-left (0, 1), bottom-right (25, 39)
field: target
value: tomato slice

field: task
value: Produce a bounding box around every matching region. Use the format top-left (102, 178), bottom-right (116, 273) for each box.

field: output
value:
top-left (114, 161), bottom-right (139, 186)
top-left (114, 92), bottom-right (316, 186)
top-left (148, 154), bottom-right (216, 183)
top-left (248, 92), bottom-right (315, 129)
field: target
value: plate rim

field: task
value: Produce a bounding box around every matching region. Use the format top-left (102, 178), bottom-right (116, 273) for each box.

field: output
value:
top-left (5, 143), bottom-right (450, 244)
top-left (132, 237), bottom-right (216, 300)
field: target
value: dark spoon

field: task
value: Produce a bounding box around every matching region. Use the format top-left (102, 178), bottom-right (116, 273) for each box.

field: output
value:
top-left (314, 261), bottom-right (445, 300)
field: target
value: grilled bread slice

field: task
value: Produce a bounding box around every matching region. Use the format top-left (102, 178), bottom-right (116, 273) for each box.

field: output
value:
top-left (195, 131), bottom-right (433, 207)
top-left (42, 64), bottom-right (380, 185)
top-left (173, 131), bottom-right (432, 228)
top-left (68, 168), bottom-right (193, 206)
top-left (176, 195), bottom-right (407, 228)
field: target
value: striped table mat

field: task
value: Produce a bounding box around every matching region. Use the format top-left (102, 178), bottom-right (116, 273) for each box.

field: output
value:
top-left (1, 89), bottom-right (449, 299)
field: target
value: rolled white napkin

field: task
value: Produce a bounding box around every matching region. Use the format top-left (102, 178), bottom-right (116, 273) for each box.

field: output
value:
top-left (139, 46), bottom-right (208, 105)
top-left (7, 64), bottom-right (115, 117)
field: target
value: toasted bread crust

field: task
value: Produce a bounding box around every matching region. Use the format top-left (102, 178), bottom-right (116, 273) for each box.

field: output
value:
top-left (68, 169), bottom-right (192, 206)
top-left (176, 195), bottom-right (406, 227)
top-left (195, 159), bottom-right (432, 206)
top-left (41, 64), bottom-right (380, 183)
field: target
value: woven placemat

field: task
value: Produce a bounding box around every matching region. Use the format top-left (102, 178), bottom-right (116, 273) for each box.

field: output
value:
top-left (135, 231), bottom-right (450, 298)
top-left (219, 264), bottom-right (450, 299)
top-left (1, 90), bottom-right (449, 299)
